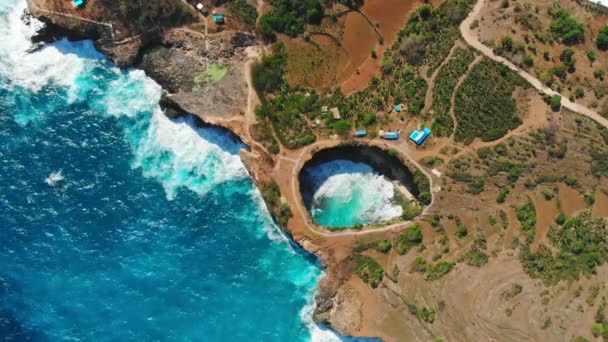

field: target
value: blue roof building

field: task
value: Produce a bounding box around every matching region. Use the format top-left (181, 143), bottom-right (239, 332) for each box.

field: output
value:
top-left (409, 128), bottom-right (431, 145)
top-left (213, 13), bottom-right (225, 24)
top-left (73, 0), bottom-right (84, 7)
top-left (395, 105), bottom-right (401, 113)
top-left (380, 131), bottom-right (400, 140)
top-left (354, 130), bottom-right (367, 137)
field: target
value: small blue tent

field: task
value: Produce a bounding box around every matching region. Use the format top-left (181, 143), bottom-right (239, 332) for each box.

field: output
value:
top-left (395, 105), bottom-right (401, 112)
top-left (73, 0), bottom-right (84, 7)
top-left (409, 128), bottom-right (431, 145)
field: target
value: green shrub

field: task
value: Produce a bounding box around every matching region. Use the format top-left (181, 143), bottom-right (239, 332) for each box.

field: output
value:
top-left (418, 306), bottom-right (436, 323)
top-left (419, 191), bottom-right (432, 205)
top-left (259, 181), bottom-right (292, 226)
top-left (515, 200), bottom-right (536, 237)
top-left (375, 240), bottom-right (392, 253)
top-left (455, 223), bottom-right (468, 238)
top-left (353, 254), bottom-right (384, 288)
top-left (497, 188), bottom-right (510, 203)
top-left (425, 261), bottom-right (455, 280)
top-left (420, 156), bottom-right (444, 167)
top-left (597, 25), bottom-right (608, 50)
top-left (464, 248), bottom-right (489, 266)
top-left (550, 95), bottom-right (562, 112)
top-left (396, 225), bottom-right (423, 254)
top-left (555, 213), bottom-right (566, 225)
top-left (410, 257), bottom-right (428, 273)
top-left (549, 8), bottom-right (585, 45)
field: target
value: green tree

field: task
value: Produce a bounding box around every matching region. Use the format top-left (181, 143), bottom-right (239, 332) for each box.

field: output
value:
top-left (597, 25), bottom-right (608, 50)
top-left (550, 95), bottom-right (562, 112)
top-left (501, 36), bottom-right (514, 51)
top-left (549, 8), bottom-right (585, 45)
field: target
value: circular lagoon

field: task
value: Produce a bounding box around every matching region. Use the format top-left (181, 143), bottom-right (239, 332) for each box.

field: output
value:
top-left (299, 145), bottom-right (427, 229)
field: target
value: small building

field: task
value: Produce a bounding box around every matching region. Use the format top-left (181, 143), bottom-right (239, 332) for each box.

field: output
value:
top-left (395, 104), bottom-right (402, 113)
top-left (213, 13), bottom-right (225, 24)
top-left (73, 0), bottom-right (84, 7)
top-left (196, 3), bottom-right (208, 14)
top-left (354, 130), bottom-right (367, 138)
top-left (321, 106), bottom-right (328, 114)
top-left (380, 130), bottom-right (400, 140)
top-left (409, 127), bottom-right (431, 146)
top-left (329, 107), bottom-right (341, 120)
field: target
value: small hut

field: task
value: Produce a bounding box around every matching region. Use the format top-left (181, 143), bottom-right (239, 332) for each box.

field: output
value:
top-left (329, 107), bottom-right (341, 120)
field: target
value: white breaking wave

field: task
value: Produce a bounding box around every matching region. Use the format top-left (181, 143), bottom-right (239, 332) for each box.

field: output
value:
top-left (45, 170), bottom-right (64, 186)
top-left (101, 68), bottom-right (163, 118)
top-left (1, 0), bottom-right (344, 339)
top-left (306, 160), bottom-right (403, 226)
top-left (0, 0), bottom-right (104, 96)
top-left (130, 109), bottom-right (249, 200)
top-left (301, 283), bottom-right (343, 342)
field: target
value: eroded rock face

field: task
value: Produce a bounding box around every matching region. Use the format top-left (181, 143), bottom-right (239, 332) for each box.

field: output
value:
top-left (313, 276), bottom-right (338, 324)
top-left (314, 277), bottom-right (362, 334)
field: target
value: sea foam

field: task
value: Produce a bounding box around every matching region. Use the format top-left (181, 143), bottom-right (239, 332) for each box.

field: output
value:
top-left (0, 0), bottom-right (344, 339)
top-left (304, 160), bottom-right (403, 227)
top-left (0, 0), bottom-right (104, 95)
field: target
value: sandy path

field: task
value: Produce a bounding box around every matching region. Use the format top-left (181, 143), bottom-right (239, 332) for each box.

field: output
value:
top-left (460, 0), bottom-right (608, 129)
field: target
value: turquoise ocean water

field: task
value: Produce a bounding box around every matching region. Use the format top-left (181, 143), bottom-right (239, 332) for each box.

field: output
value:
top-left (301, 160), bottom-right (402, 228)
top-left (0, 0), bottom-right (350, 340)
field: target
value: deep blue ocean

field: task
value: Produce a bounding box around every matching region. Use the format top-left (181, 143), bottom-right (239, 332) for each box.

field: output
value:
top-left (0, 1), bottom-right (344, 340)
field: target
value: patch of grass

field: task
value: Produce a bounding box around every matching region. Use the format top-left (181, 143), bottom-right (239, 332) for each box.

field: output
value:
top-left (353, 254), bottom-right (384, 288)
top-left (454, 59), bottom-right (529, 144)
top-left (206, 64), bottom-right (229, 83)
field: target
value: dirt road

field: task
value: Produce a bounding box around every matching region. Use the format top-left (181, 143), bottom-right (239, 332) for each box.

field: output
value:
top-left (460, 0), bottom-right (608, 129)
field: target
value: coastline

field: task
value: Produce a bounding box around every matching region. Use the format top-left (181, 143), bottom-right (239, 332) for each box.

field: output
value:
top-left (19, 0), bottom-right (440, 339)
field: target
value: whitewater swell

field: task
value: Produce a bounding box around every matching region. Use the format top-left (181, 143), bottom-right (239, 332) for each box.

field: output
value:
top-left (304, 160), bottom-right (403, 228)
top-left (0, 0), bottom-right (342, 340)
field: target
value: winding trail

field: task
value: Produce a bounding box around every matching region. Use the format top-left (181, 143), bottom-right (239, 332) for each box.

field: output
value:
top-left (449, 55), bottom-right (482, 137)
top-left (460, 0), bottom-right (608, 129)
top-left (421, 43), bottom-right (459, 116)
